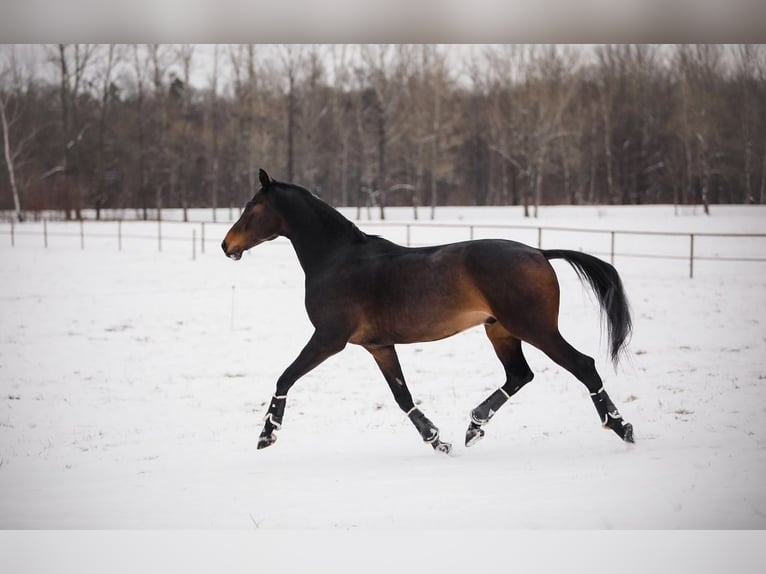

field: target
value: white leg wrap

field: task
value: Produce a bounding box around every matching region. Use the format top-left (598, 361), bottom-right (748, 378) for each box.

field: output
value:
top-left (602, 410), bottom-right (623, 427)
top-left (424, 428), bottom-right (439, 443)
top-left (264, 413), bottom-right (282, 429)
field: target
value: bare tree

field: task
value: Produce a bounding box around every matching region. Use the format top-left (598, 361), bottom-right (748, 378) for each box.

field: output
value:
top-left (359, 44), bottom-right (400, 219)
top-left (0, 48), bottom-right (35, 221)
top-left (534, 46), bottom-right (578, 216)
top-left (673, 44), bottom-right (724, 215)
top-left (298, 45), bottom-right (331, 194)
top-left (229, 44), bottom-right (260, 199)
top-left (328, 44), bottom-right (354, 206)
top-left (2, 44), bottom-right (765, 217)
top-left (732, 44), bottom-right (766, 204)
top-left (417, 44), bottom-right (450, 220)
top-left (53, 43), bottom-right (96, 220)
top-left (0, 86), bottom-right (22, 220)
top-left (278, 45), bottom-right (304, 182)
top-left (130, 44), bottom-right (150, 220)
top-left (480, 45), bottom-right (534, 211)
top-left (594, 45), bottom-right (622, 206)
top-left (147, 43), bottom-right (173, 220)
top-left (172, 44), bottom-right (195, 222)
top-left (463, 46), bottom-right (502, 206)
top-left (207, 44), bottom-right (221, 221)
top-left (92, 44), bottom-right (121, 220)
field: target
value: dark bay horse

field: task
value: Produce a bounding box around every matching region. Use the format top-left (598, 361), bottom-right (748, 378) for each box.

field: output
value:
top-left (222, 170), bottom-right (634, 453)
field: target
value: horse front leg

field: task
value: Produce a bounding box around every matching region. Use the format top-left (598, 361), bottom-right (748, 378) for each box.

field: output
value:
top-left (258, 332), bottom-right (346, 449)
top-left (366, 345), bottom-right (452, 454)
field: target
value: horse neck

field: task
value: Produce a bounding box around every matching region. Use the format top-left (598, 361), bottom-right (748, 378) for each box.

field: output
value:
top-left (276, 191), bottom-right (359, 274)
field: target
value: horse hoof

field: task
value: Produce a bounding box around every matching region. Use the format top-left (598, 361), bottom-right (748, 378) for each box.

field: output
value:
top-left (257, 434), bottom-right (277, 450)
top-left (465, 425), bottom-right (485, 447)
top-left (432, 439), bottom-right (453, 455)
top-left (622, 423), bottom-right (635, 444)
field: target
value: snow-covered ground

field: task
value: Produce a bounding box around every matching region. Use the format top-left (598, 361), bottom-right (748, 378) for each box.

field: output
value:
top-left (1, 205), bottom-right (765, 529)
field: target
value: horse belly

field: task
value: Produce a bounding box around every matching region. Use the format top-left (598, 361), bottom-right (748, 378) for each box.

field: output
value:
top-left (348, 284), bottom-right (491, 346)
top-left (407, 309), bottom-right (492, 343)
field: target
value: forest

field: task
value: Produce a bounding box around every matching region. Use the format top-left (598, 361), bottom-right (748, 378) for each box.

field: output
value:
top-left (1, 44), bottom-right (765, 221)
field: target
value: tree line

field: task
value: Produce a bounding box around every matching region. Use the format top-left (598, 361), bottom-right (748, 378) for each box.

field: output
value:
top-left (1, 44), bottom-right (765, 222)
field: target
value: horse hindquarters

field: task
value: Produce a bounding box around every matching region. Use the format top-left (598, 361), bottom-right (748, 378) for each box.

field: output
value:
top-left (468, 245), bottom-right (634, 444)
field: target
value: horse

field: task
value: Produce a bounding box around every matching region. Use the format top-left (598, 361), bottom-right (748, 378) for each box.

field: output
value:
top-left (222, 169), bottom-right (634, 454)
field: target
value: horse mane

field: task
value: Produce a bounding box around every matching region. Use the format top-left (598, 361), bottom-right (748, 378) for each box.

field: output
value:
top-left (269, 180), bottom-right (369, 243)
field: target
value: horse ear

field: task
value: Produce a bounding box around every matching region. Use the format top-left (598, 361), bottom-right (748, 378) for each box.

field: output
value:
top-left (259, 169), bottom-right (272, 189)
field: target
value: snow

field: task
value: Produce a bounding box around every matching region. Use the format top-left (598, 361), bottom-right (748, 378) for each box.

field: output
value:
top-left (1, 205), bottom-right (765, 529)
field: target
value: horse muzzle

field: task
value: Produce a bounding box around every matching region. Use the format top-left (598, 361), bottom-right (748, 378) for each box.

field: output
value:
top-left (221, 239), bottom-right (243, 260)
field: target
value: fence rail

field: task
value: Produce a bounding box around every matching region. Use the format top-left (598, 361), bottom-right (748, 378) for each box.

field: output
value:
top-left (2, 218), bottom-right (765, 278)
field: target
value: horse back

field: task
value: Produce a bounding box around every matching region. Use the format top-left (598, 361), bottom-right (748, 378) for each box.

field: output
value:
top-left (305, 238), bottom-right (556, 346)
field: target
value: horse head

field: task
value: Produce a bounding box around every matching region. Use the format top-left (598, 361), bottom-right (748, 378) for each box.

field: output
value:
top-left (221, 169), bottom-right (285, 260)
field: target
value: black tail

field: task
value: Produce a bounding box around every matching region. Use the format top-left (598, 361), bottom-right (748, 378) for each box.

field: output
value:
top-left (543, 249), bottom-right (632, 366)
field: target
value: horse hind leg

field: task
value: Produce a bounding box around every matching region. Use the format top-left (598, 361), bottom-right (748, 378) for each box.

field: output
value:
top-left (366, 345), bottom-right (452, 454)
top-left (466, 323), bottom-right (534, 447)
top-left (534, 331), bottom-right (634, 443)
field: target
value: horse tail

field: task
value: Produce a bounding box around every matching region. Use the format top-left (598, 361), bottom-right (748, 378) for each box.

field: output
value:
top-left (543, 249), bottom-right (632, 366)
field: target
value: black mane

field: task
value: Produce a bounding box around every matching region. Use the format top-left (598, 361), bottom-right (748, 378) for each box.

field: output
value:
top-left (269, 181), bottom-right (368, 244)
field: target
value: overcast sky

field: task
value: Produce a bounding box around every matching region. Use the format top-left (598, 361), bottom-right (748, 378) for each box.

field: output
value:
top-left (2, 44), bottom-right (609, 91)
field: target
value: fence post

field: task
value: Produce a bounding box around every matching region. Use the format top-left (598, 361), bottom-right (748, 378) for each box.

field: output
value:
top-left (201, 222), bottom-right (205, 254)
top-left (192, 229), bottom-right (197, 260)
top-left (469, 225), bottom-right (474, 241)
top-left (43, 219), bottom-right (48, 248)
top-left (10, 220), bottom-right (14, 247)
top-left (689, 233), bottom-right (695, 278)
top-left (158, 219), bottom-right (162, 253)
top-left (80, 220), bottom-right (84, 250)
top-left (610, 231), bottom-right (615, 265)
top-left (537, 227), bottom-right (542, 249)
top-left (406, 223), bottom-right (411, 247)
top-left (118, 220), bottom-right (122, 251)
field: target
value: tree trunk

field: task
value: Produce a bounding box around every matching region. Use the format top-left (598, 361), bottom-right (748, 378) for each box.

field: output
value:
top-left (759, 142), bottom-right (766, 204)
top-left (430, 87), bottom-right (440, 220)
top-left (210, 45), bottom-right (220, 222)
top-left (95, 45), bottom-right (116, 221)
top-left (533, 152), bottom-right (545, 218)
top-left (680, 79), bottom-right (693, 207)
top-left (287, 70), bottom-right (295, 182)
top-left (560, 139), bottom-right (572, 205)
top-left (178, 46), bottom-right (194, 223)
top-left (340, 135), bottom-right (349, 206)
top-left (150, 45), bottom-right (167, 221)
top-left (377, 101), bottom-right (386, 220)
top-left (588, 120), bottom-right (598, 204)
top-left (58, 44), bottom-right (73, 220)
top-left (246, 45), bottom-right (256, 195)
top-left (698, 138), bottom-right (711, 215)
top-left (0, 96), bottom-right (23, 221)
top-left (600, 93), bottom-right (617, 205)
top-left (138, 95), bottom-right (148, 220)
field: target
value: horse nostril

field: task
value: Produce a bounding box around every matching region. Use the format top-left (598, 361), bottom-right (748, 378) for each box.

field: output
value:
top-left (221, 239), bottom-right (228, 253)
